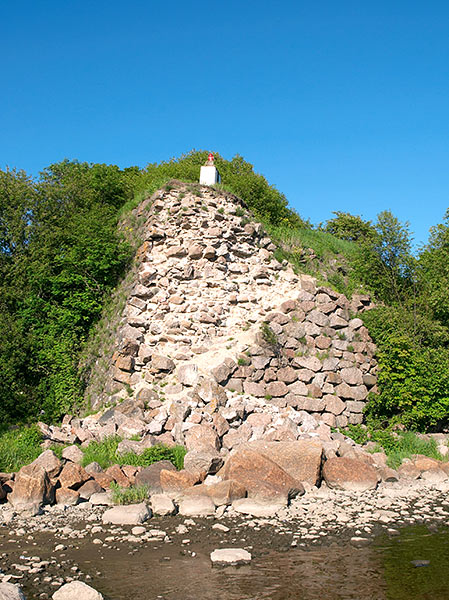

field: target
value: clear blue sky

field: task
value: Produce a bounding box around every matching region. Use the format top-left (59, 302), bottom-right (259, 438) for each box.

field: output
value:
top-left (2, 1), bottom-right (448, 246)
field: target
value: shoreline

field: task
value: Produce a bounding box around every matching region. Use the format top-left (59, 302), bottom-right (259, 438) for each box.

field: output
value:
top-left (1, 478), bottom-right (449, 599)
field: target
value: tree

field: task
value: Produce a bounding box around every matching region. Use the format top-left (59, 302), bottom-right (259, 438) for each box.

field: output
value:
top-left (323, 211), bottom-right (377, 244)
top-left (418, 208), bottom-right (449, 329)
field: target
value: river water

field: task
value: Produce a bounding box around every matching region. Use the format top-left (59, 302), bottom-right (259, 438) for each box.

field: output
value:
top-left (3, 522), bottom-right (449, 600)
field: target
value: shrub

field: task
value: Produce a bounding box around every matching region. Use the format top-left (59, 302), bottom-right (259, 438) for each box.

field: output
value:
top-left (340, 424), bottom-right (369, 445)
top-left (260, 322), bottom-right (278, 347)
top-left (364, 334), bottom-right (449, 430)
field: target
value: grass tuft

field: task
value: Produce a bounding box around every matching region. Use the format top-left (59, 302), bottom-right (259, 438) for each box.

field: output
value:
top-left (341, 425), bottom-right (445, 470)
top-left (0, 426), bottom-right (43, 472)
top-left (80, 437), bottom-right (186, 470)
top-left (110, 482), bottom-right (149, 505)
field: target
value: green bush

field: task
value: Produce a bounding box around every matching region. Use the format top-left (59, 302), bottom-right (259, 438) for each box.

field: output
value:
top-left (364, 333), bottom-right (449, 430)
top-left (340, 424), bottom-right (369, 445)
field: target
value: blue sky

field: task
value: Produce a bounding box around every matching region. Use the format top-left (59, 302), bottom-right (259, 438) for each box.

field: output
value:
top-left (2, 1), bottom-right (448, 246)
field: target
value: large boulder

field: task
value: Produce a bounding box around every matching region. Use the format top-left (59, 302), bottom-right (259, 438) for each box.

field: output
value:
top-left (0, 582), bottom-right (26, 600)
top-left (160, 469), bottom-right (204, 495)
top-left (183, 449), bottom-right (223, 475)
top-left (102, 503), bottom-right (152, 525)
top-left (322, 457), bottom-right (380, 492)
top-left (232, 497), bottom-right (285, 517)
top-left (238, 440), bottom-right (323, 486)
top-left (32, 450), bottom-right (62, 479)
top-left (52, 581), bottom-right (103, 600)
top-left (55, 487), bottom-right (80, 506)
top-left (8, 462), bottom-right (53, 514)
top-left (135, 460), bottom-right (176, 493)
top-left (184, 424), bottom-right (219, 452)
top-left (182, 479), bottom-right (246, 506)
top-left (150, 494), bottom-right (176, 515)
top-left (222, 449), bottom-right (304, 501)
top-left (178, 495), bottom-right (216, 516)
top-left (58, 463), bottom-right (90, 490)
top-left (78, 479), bottom-right (104, 500)
top-left (61, 445), bottom-right (84, 464)
top-left (205, 479), bottom-right (246, 506)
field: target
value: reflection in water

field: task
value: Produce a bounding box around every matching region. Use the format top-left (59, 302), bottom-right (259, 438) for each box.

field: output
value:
top-left (78, 526), bottom-right (449, 600)
top-left (379, 525), bottom-right (449, 600)
top-left (4, 525), bottom-right (449, 599)
top-left (86, 542), bottom-right (387, 600)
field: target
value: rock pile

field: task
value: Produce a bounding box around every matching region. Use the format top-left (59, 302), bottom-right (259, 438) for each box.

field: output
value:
top-left (4, 183), bottom-right (449, 520)
top-left (63, 182), bottom-right (378, 450)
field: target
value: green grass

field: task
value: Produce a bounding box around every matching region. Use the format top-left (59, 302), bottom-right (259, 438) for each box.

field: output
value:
top-left (80, 436), bottom-right (186, 470)
top-left (268, 225), bottom-right (358, 262)
top-left (110, 482), bottom-right (150, 505)
top-left (80, 436), bottom-right (121, 469)
top-left (385, 432), bottom-right (444, 470)
top-left (0, 425), bottom-right (43, 472)
top-left (341, 425), bottom-right (445, 470)
top-left (266, 224), bottom-right (366, 297)
top-left (237, 357), bottom-right (250, 366)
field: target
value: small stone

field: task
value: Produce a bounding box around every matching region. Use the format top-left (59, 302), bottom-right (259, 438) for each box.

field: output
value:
top-left (210, 548), bottom-right (252, 565)
top-left (131, 526), bottom-right (146, 535)
top-left (212, 523), bottom-right (230, 532)
top-left (411, 560), bottom-right (430, 568)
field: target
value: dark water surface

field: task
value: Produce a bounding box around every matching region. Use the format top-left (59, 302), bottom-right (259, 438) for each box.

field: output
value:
top-left (3, 524), bottom-right (449, 599)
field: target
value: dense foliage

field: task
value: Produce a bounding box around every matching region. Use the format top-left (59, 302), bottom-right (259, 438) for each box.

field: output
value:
top-left (323, 210), bottom-right (449, 430)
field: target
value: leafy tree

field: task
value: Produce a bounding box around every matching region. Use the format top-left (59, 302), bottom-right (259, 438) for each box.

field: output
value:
top-left (418, 209), bottom-right (449, 329)
top-left (365, 333), bottom-right (449, 430)
top-left (323, 211), bottom-right (377, 244)
top-left (0, 161), bottom-right (136, 422)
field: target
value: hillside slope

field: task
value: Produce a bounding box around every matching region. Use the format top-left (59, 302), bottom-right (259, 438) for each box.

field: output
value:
top-left (73, 181), bottom-right (378, 451)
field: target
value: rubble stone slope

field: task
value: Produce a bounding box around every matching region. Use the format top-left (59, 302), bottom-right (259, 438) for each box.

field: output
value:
top-left (42, 181), bottom-right (378, 455)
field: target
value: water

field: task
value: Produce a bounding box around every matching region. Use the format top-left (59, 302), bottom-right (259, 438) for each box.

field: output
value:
top-left (3, 524), bottom-right (449, 599)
